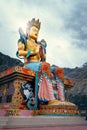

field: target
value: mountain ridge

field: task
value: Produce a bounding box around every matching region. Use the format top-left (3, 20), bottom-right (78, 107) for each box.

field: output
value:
top-left (0, 52), bottom-right (23, 72)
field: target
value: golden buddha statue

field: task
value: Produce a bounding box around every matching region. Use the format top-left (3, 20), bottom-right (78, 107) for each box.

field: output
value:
top-left (17, 18), bottom-right (46, 65)
top-left (17, 18), bottom-right (66, 109)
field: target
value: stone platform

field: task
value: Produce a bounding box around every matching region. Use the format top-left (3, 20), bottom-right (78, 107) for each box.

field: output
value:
top-left (0, 116), bottom-right (87, 129)
top-left (0, 66), bottom-right (79, 116)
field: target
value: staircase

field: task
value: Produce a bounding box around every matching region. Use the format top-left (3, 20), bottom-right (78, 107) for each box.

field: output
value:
top-left (0, 116), bottom-right (87, 129)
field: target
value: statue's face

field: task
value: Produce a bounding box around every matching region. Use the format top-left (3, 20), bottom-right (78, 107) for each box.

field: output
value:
top-left (28, 26), bottom-right (39, 40)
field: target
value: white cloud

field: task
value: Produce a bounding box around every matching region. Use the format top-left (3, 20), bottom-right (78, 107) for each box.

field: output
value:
top-left (0, 0), bottom-right (87, 68)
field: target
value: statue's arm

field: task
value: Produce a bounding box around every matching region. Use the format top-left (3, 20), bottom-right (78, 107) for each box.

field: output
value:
top-left (18, 41), bottom-right (40, 58)
top-left (40, 46), bottom-right (46, 62)
top-left (18, 41), bottom-right (28, 57)
top-left (41, 53), bottom-right (46, 62)
top-left (39, 39), bottom-right (47, 62)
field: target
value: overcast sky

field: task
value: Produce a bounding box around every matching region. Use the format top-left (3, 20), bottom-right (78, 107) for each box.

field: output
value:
top-left (0, 0), bottom-right (87, 68)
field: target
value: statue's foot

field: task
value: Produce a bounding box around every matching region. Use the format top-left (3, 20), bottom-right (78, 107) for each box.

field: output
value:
top-left (48, 100), bottom-right (61, 105)
top-left (48, 100), bottom-right (76, 106)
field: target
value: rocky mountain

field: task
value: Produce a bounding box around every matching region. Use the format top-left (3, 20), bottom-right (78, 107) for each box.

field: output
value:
top-left (64, 66), bottom-right (87, 111)
top-left (0, 52), bottom-right (87, 111)
top-left (0, 52), bottom-right (23, 72)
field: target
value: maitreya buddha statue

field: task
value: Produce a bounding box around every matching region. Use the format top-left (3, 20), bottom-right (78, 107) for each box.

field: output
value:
top-left (16, 18), bottom-right (70, 110)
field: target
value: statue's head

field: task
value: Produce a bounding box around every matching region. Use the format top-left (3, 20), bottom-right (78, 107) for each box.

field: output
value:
top-left (26, 18), bottom-right (41, 40)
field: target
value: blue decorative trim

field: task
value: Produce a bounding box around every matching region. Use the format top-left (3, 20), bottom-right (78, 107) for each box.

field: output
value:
top-left (26, 50), bottom-right (31, 58)
top-left (34, 71), bottom-right (39, 109)
top-left (27, 71), bottom-right (39, 110)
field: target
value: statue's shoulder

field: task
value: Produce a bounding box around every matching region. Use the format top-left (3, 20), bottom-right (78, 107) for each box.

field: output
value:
top-left (38, 39), bottom-right (47, 48)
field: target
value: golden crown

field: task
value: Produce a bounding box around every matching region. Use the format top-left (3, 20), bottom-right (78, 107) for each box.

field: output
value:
top-left (27, 18), bottom-right (41, 30)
